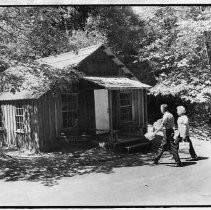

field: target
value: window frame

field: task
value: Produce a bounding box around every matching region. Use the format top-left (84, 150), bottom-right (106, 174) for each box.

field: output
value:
top-left (119, 91), bottom-right (133, 123)
top-left (61, 93), bottom-right (79, 129)
top-left (15, 104), bottom-right (25, 132)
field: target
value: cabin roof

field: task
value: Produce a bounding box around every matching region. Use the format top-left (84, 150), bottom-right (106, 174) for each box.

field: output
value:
top-left (83, 76), bottom-right (151, 90)
top-left (0, 61), bottom-right (80, 101)
top-left (0, 90), bottom-right (46, 101)
top-left (0, 44), bottom-right (151, 101)
top-left (37, 44), bottom-right (102, 69)
top-left (37, 44), bottom-right (137, 79)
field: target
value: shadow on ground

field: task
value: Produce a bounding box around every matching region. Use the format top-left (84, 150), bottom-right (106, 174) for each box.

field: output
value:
top-left (0, 135), bottom-right (208, 187)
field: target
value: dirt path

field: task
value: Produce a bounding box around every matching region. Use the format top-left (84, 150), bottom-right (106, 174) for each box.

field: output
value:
top-left (0, 137), bottom-right (210, 206)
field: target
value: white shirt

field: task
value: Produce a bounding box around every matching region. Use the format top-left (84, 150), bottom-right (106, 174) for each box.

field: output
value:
top-left (177, 115), bottom-right (190, 138)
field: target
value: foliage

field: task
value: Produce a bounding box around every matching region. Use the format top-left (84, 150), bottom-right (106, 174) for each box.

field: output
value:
top-left (0, 6), bottom-right (151, 87)
top-left (138, 6), bottom-right (211, 102)
top-left (1, 6), bottom-right (211, 102)
top-left (0, 6), bottom-right (104, 67)
top-left (139, 7), bottom-right (178, 75)
top-left (0, 61), bottom-right (82, 94)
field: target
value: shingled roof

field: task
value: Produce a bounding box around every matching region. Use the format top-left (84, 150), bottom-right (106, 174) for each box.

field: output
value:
top-left (0, 44), bottom-right (150, 101)
top-left (37, 44), bottom-right (102, 69)
top-left (83, 76), bottom-right (151, 90)
top-left (37, 44), bottom-right (137, 79)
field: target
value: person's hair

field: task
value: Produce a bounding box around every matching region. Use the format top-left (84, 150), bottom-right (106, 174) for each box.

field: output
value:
top-left (160, 104), bottom-right (169, 112)
top-left (177, 106), bottom-right (186, 115)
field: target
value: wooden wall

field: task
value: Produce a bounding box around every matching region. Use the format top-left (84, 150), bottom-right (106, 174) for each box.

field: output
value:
top-left (111, 89), bottom-right (147, 134)
top-left (37, 90), bottom-right (62, 152)
top-left (78, 90), bottom-right (95, 131)
top-left (0, 87), bottom-right (148, 151)
top-left (0, 100), bottom-right (40, 151)
top-left (78, 46), bottom-right (120, 76)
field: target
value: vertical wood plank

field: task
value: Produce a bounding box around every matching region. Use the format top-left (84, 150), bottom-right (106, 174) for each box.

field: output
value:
top-left (11, 103), bottom-right (16, 145)
top-left (116, 91), bottom-right (120, 129)
top-left (29, 101), bottom-right (33, 150)
top-left (38, 97), bottom-right (44, 151)
top-left (90, 90), bottom-right (95, 129)
top-left (41, 94), bottom-right (47, 151)
top-left (24, 102), bottom-right (29, 149)
top-left (2, 105), bottom-right (7, 145)
top-left (139, 89), bottom-right (144, 127)
top-left (5, 104), bottom-right (10, 145)
top-left (144, 89), bottom-right (148, 128)
top-left (8, 104), bottom-right (11, 145)
top-left (54, 92), bottom-right (58, 137)
top-left (43, 93), bottom-right (49, 151)
top-left (132, 90), bottom-right (136, 123)
top-left (142, 89), bottom-right (145, 127)
top-left (49, 91), bottom-right (56, 149)
top-left (47, 92), bottom-right (52, 149)
top-left (8, 104), bottom-right (12, 145)
top-left (137, 89), bottom-right (141, 127)
top-left (33, 101), bottom-right (39, 152)
top-left (57, 92), bottom-right (63, 133)
top-left (108, 90), bottom-right (114, 142)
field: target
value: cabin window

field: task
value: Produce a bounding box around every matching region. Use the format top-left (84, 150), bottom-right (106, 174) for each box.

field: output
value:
top-left (15, 104), bottom-right (24, 130)
top-left (0, 106), bottom-right (3, 128)
top-left (62, 93), bottom-right (78, 129)
top-left (120, 91), bottom-right (132, 123)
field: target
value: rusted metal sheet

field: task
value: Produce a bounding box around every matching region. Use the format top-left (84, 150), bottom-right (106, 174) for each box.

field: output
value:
top-left (83, 76), bottom-right (151, 90)
top-left (0, 90), bottom-right (46, 101)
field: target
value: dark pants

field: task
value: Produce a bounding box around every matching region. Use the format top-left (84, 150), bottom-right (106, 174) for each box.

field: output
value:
top-left (176, 136), bottom-right (197, 158)
top-left (154, 128), bottom-right (181, 164)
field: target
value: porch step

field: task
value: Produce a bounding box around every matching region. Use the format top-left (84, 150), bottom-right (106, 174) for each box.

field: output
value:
top-left (114, 136), bottom-right (151, 153)
top-left (123, 142), bottom-right (151, 153)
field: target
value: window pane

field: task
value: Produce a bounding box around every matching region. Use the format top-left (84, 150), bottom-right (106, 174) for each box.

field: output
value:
top-left (61, 94), bottom-right (67, 102)
top-left (19, 109), bottom-right (23, 115)
top-left (17, 122), bottom-right (21, 129)
top-left (15, 105), bottom-right (24, 130)
top-left (62, 102), bottom-right (68, 111)
top-left (120, 92), bottom-right (132, 106)
top-left (62, 112), bottom-right (68, 121)
top-left (62, 94), bottom-right (78, 128)
top-left (120, 106), bottom-right (132, 122)
top-left (68, 102), bottom-right (77, 110)
top-left (63, 120), bottom-right (68, 128)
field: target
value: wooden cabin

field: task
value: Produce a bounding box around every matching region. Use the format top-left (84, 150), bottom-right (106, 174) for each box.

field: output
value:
top-left (0, 44), bottom-right (151, 152)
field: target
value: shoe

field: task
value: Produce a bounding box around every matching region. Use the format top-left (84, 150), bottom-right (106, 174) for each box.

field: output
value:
top-left (190, 156), bottom-right (198, 161)
top-left (174, 162), bottom-right (182, 167)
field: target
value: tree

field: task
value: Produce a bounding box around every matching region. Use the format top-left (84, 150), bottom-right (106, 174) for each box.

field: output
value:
top-left (86, 6), bottom-right (145, 64)
top-left (0, 6), bottom-right (149, 85)
top-left (140, 6), bottom-right (211, 103)
top-left (0, 6), bottom-right (103, 67)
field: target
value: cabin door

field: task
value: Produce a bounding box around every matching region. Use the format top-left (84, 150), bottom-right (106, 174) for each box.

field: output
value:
top-left (94, 89), bottom-right (110, 133)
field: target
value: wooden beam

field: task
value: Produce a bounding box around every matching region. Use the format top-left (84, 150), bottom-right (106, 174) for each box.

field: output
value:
top-left (108, 90), bottom-right (114, 143)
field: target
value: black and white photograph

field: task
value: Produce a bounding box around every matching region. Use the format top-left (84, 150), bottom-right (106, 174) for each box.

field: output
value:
top-left (0, 1), bottom-right (210, 207)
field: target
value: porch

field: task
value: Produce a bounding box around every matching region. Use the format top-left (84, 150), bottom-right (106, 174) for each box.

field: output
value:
top-left (58, 76), bottom-right (151, 152)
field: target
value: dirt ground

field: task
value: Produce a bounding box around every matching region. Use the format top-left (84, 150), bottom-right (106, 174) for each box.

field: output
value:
top-left (0, 133), bottom-right (210, 206)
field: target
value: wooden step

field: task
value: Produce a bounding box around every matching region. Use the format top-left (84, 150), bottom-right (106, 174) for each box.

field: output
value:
top-left (114, 136), bottom-right (149, 148)
top-left (113, 135), bottom-right (151, 153)
top-left (123, 142), bottom-right (151, 153)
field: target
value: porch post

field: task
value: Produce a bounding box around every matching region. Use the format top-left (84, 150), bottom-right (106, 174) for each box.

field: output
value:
top-left (108, 90), bottom-right (114, 142)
